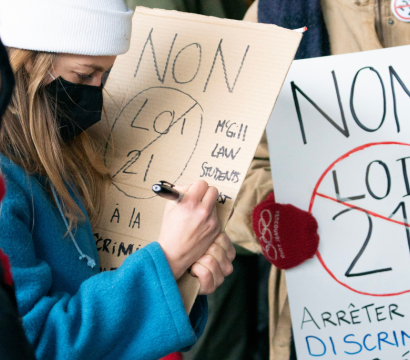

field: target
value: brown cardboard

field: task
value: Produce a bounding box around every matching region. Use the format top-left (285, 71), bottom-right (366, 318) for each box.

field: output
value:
top-left (94, 7), bottom-right (301, 313)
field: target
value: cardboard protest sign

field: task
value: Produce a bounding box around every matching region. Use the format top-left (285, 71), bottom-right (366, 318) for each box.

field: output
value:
top-left (266, 45), bottom-right (410, 359)
top-left (94, 7), bottom-right (301, 311)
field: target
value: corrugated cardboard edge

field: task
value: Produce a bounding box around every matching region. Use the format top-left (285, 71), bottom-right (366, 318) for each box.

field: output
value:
top-left (135, 6), bottom-right (298, 34)
top-left (177, 273), bottom-right (201, 313)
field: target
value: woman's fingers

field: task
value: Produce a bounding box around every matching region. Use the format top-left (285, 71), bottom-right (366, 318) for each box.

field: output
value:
top-left (173, 183), bottom-right (192, 195)
top-left (214, 233), bottom-right (236, 262)
top-left (190, 262), bottom-right (215, 295)
top-left (175, 181), bottom-right (219, 208)
top-left (158, 180), bottom-right (232, 282)
top-left (191, 235), bottom-right (235, 295)
top-left (183, 180), bottom-right (210, 203)
top-left (191, 254), bottom-right (225, 295)
top-left (201, 186), bottom-right (219, 208)
top-left (205, 242), bottom-right (233, 277)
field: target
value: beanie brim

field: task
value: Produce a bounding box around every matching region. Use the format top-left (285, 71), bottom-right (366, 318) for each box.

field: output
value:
top-left (0, 1), bottom-right (133, 56)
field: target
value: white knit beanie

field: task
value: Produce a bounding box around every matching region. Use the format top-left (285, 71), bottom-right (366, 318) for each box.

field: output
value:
top-left (0, 0), bottom-right (133, 56)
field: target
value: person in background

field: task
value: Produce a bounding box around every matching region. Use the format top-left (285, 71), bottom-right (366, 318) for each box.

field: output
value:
top-left (126, 0), bottom-right (253, 20)
top-left (242, 0), bottom-right (410, 359)
top-left (0, 1), bottom-right (235, 359)
top-left (0, 239), bottom-right (37, 360)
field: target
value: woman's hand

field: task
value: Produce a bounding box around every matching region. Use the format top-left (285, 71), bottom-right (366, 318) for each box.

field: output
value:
top-left (191, 232), bottom-right (236, 295)
top-left (157, 180), bottom-right (221, 280)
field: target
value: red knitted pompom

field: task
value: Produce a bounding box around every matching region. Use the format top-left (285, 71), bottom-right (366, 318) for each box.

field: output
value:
top-left (252, 193), bottom-right (319, 270)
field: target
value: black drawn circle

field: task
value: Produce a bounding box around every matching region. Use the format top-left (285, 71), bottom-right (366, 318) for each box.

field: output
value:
top-left (106, 87), bottom-right (203, 200)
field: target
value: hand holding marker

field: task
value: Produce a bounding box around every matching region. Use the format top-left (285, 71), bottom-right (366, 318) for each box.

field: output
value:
top-left (153, 180), bottom-right (236, 294)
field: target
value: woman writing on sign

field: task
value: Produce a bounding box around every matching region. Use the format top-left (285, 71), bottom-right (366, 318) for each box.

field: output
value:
top-left (0, 1), bottom-right (235, 359)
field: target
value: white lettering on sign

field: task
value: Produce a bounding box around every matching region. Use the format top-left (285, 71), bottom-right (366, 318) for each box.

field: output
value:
top-left (258, 209), bottom-right (278, 261)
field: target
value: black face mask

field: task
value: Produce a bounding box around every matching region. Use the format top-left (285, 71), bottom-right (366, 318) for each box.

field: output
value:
top-left (45, 77), bottom-right (103, 143)
top-left (0, 38), bottom-right (15, 125)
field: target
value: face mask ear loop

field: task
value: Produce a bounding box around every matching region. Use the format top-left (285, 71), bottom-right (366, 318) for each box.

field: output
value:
top-left (50, 184), bottom-right (96, 269)
top-left (48, 71), bottom-right (56, 81)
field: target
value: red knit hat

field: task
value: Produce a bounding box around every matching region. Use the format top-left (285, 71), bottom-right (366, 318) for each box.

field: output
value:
top-left (252, 193), bottom-right (319, 269)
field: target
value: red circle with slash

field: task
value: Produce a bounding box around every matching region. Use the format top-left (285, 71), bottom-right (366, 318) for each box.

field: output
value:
top-left (392, 0), bottom-right (410, 22)
top-left (309, 141), bottom-right (410, 297)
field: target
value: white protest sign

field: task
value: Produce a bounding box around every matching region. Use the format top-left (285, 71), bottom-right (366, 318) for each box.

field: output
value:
top-left (267, 45), bottom-right (410, 359)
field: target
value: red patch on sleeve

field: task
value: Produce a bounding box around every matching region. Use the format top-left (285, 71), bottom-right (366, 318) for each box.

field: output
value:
top-left (0, 176), bottom-right (5, 202)
top-left (160, 353), bottom-right (183, 360)
top-left (0, 249), bottom-right (13, 286)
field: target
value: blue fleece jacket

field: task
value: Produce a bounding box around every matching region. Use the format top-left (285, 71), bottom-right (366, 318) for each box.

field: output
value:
top-left (0, 155), bottom-right (207, 360)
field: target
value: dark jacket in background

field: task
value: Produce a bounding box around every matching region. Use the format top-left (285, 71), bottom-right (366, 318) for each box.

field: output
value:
top-left (0, 250), bottom-right (36, 360)
top-left (125, 0), bottom-right (249, 20)
top-left (258, 0), bottom-right (330, 59)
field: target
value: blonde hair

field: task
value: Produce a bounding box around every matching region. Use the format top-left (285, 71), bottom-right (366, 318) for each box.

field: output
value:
top-left (0, 48), bottom-right (111, 229)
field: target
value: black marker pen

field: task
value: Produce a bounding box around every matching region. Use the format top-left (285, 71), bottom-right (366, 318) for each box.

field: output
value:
top-left (152, 181), bottom-right (184, 203)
